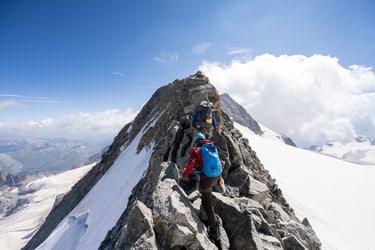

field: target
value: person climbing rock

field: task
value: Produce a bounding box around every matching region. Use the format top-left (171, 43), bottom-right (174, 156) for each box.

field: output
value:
top-left (170, 115), bottom-right (192, 162)
top-left (192, 100), bottom-right (217, 139)
top-left (179, 133), bottom-right (222, 242)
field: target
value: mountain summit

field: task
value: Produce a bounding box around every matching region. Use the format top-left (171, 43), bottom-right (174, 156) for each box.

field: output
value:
top-left (24, 72), bottom-right (320, 249)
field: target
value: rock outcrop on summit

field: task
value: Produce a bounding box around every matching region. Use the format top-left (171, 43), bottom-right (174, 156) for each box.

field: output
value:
top-left (24, 71), bottom-right (321, 250)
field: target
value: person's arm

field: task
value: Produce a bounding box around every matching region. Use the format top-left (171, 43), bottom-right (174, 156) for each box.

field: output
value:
top-left (182, 148), bottom-right (199, 178)
top-left (191, 112), bottom-right (198, 128)
top-left (212, 114), bottom-right (217, 128)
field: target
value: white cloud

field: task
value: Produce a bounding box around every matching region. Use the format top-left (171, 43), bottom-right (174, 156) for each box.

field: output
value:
top-left (0, 100), bottom-right (18, 110)
top-left (199, 54), bottom-right (375, 147)
top-left (0, 109), bottom-right (137, 144)
top-left (192, 42), bottom-right (213, 55)
top-left (112, 72), bottom-right (126, 77)
top-left (0, 94), bottom-right (60, 104)
top-left (226, 47), bottom-right (253, 56)
top-left (154, 51), bottom-right (178, 63)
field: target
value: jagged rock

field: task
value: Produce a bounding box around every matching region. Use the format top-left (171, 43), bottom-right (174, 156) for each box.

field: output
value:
top-left (152, 164), bottom-right (217, 249)
top-left (302, 217), bottom-right (312, 227)
top-left (280, 221), bottom-right (321, 250)
top-left (112, 201), bottom-right (157, 249)
top-left (184, 74), bottom-right (220, 114)
top-left (270, 202), bottom-right (294, 222)
top-left (249, 175), bottom-right (269, 203)
top-left (222, 132), bottom-right (243, 168)
top-left (283, 235), bottom-right (307, 250)
top-left (213, 192), bottom-right (283, 249)
top-left (24, 72), bottom-right (321, 250)
top-left (0, 171), bottom-right (27, 187)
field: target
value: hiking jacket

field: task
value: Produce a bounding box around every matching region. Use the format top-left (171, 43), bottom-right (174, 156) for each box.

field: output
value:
top-left (182, 139), bottom-right (213, 178)
top-left (191, 111), bottom-right (217, 129)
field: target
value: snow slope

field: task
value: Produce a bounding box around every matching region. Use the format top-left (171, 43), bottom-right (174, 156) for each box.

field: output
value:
top-left (36, 128), bottom-right (153, 250)
top-left (0, 163), bottom-right (95, 250)
top-left (236, 123), bottom-right (375, 250)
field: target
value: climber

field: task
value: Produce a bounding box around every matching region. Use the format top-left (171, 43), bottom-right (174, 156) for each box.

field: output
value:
top-left (170, 115), bottom-right (192, 162)
top-left (179, 133), bottom-right (222, 242)
top-left (191, 100), bottom-right (217, 139)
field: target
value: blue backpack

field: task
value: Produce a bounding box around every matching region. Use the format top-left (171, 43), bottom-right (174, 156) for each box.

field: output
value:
top-left (199, 143), bottom-right (222, 177)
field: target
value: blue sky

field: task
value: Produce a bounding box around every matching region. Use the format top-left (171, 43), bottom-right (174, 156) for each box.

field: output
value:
top-left (1, 0), bottom-right (375, 146)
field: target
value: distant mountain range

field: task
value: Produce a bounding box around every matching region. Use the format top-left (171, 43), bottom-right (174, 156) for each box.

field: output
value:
top-left (309, 136), bottom-right (375, 165)
top-left (0, 138), bottom-right (100, 175)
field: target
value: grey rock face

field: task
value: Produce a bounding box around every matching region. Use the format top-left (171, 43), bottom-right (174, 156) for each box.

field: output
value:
top-left (220, 93), bottom-right (263, 136)
top-left (0, 171), bottom-right (27, 187)
top-left (220, 93), bottom-right (297, 147)
top-left (278, 134), bottom-right (297, 147)
top-left (24, 72), bottom-right (321, 250)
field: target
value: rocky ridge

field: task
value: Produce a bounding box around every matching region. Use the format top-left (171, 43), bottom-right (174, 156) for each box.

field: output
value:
top-left (24, 72), bottom-right (320, 249)
top-left (220, 93), bottom-right (263, 136)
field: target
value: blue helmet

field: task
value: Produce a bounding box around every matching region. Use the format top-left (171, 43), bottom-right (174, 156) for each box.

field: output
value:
top-left (194, 133), bottom-right (206, 141)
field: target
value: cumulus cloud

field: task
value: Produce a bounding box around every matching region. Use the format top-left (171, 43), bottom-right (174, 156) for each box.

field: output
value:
top-left (199, 54), bottom-right (375, 147)
top-left (154, 51), bottom-right (178, 63)
top-left (0, 109), bottom-right (137, 145)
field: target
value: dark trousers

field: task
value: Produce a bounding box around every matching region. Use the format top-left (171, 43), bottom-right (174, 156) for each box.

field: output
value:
top-left (171, 127), bottom-right (184, 162)
top-left (199, 176), bottom-right (218, 230)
